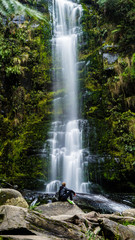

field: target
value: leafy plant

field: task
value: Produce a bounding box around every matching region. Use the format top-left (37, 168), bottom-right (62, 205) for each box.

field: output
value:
top-left (121, 220), bottom-right (135, 226)
top-left (0, 0), bottom-right (48, 22)
top-left (86, 230), bottom-right (104, 240)
top-left (29, 201), bottom-right (40, 210)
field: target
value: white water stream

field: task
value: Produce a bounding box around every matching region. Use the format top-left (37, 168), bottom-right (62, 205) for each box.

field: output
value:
top-left (46, 0), bottom-right (90, 192)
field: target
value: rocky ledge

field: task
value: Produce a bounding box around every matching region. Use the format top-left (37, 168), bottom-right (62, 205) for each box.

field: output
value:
top-left (0, 189), bottom-right (135, 239)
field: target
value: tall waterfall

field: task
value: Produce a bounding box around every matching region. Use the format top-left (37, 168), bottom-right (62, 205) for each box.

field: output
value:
top-left (46, 0), bottom-right (90, 193)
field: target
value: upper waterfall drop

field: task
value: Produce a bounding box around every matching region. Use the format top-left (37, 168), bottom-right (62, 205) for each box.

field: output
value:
top-left (46, 0), bottom-right (90, 193)
top-left (52, 0), bottom-right (82, 121)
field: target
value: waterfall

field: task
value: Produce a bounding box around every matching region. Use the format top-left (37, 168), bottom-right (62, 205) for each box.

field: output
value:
top-left (46, 0), bottom-right (90, 193)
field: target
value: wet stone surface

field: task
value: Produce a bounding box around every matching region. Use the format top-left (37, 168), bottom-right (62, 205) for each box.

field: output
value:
top-left (22, 190), bottom-right (132, 214)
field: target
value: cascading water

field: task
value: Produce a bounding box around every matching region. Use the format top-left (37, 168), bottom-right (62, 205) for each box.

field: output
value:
top-left (46, 0), bottom-right (90, 193)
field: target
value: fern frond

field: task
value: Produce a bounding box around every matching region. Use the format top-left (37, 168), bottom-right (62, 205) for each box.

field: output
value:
top-left (97, 0), bottom-right (107, 5)
top-left (0, 0), bottom-right (48, 23)
top-left (0, 4), bottom-right (8, 17)
top-left (7, 0), bottom-right (17, 14)
top-left (1, 0), bottom-right (9, 11)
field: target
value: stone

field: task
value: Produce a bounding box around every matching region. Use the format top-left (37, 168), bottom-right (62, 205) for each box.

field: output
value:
top-left (25, 210), bottom-right (87, 239)
top-left (85, 211), bottom-right (99, 223)
top-left (93, 226), bottom-right (101, 235)
top-left (35, 201), bottom-right (84, 217)
top-left (5, 197), bottom-right (28, 209)
top-left (1, 201), bottom-right (135, 240)
top-left (122, 208), bottom-right (135, 218)
top-left (64, 214), bottom-right (90, 232)
top-left (0, 189), bottom-right (22, 202)
top-left (99, 213), bottom-right (135, 224)
top-left (0, 204), bottom-right (87, 239)
top-left (0, 188), bottom-right (28, 208)
top-left (0, 205), bottom-right (28, 232)
top-left (85, 211), bottom-right (99, 218)
top-left (101, 218), bottom-right (135, 240)
top-left (127, 225), bottom-right (135, 232)
top-left (0, 235), bottom-right (63, 240)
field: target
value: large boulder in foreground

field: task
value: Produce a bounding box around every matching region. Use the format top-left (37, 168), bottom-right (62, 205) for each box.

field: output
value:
top-left (0, 205), bottom-right (28, 233)
top-left (0, 188), bottom-right (28, 208)
top-left (0, 204), bottom-right (87, 239)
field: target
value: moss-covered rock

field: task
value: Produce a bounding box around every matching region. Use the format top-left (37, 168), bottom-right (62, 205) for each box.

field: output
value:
top-left (0, 188), bottom-right (28, 208)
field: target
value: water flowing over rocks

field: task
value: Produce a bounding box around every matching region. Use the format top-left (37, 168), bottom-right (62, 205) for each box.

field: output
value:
top-left (22, 190), bottom-right (131, 214)
top-left (45, 0), bottom-right (91, 193)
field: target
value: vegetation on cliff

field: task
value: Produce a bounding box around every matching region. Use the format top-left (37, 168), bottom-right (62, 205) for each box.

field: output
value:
top-left (80, 0), bottom-right (135, 191)
top-left (0, 0), bottom-right (52, 188)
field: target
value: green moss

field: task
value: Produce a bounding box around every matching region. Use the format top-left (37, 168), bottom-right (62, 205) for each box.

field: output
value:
top-left (80, 0), bottom-right (135, 191)
top-left (121, 221), bottom-right (135, 226)
top-left (0, 2), bottom-right (52, 187)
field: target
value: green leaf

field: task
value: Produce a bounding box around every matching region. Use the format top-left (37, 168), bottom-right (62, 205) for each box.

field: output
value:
top-left (0, 0), bottom-right (48, 23)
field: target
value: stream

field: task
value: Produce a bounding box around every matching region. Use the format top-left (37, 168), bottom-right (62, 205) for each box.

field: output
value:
top-left (22, 190), bottom-right (134, 214)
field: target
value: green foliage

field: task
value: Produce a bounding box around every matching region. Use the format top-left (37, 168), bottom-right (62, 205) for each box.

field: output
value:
top-left (0, 5), bottom-right (52, 186)
top-left (86, 230), bottom-right (97, 240)
top-left (29, 201), bottom-right (40, 210)
top-left (81, 0), bottom-right (135, 191)
top-left (97, 0), bottom-right (135, 54)
top-left (86, 230), bottom-right (104, 240)
top-left (0, 0), bottom-right (48, 22)
top-left (0, 237), bottom-right (11, 240)
top-left (121, 220), bottom-right (135, 226)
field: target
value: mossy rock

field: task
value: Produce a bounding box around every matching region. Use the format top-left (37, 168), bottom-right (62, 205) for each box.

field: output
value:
top-left (0, 188), bottom-right (28, 208)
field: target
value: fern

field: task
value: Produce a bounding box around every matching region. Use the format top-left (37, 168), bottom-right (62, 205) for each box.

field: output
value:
top-left (97, 0), bottom-right (107, 5)
top-left (0, 0), bottom-right (48, 22)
